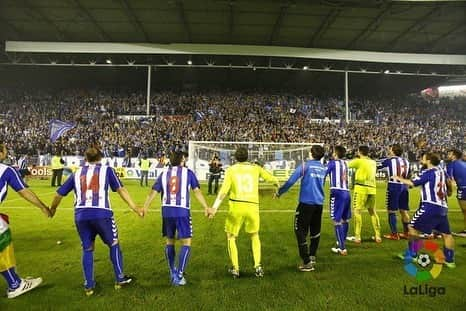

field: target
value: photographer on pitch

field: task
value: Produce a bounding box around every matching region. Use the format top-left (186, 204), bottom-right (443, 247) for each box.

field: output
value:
top-left (208, 153), bottom-right (223, 195)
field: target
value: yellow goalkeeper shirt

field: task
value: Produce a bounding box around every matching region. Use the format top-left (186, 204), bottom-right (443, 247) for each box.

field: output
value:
top-left (218, 162), bottom-right (278, 204)
top-left (348, 156), bottom-right (377, 194)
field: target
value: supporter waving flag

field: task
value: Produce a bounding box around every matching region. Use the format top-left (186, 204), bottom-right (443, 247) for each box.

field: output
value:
top-left (49, 119), bottom-right (75, 143)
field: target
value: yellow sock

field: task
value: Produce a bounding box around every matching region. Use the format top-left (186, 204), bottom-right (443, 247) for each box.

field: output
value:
top-left (227, 237), bottom-right (239, 270)
top-left (251, 234), bottom-right (261, 268)
top-left (371, 213), bottom-right (381, 239)
top-left (354, 209), bottom-right (362, 240)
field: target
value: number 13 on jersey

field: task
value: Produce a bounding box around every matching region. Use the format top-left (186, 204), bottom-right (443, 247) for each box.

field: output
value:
top-left (236, 174), bottom-right (254, 194)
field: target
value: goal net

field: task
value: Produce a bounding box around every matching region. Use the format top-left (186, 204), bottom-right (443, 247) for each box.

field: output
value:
top-left (187, 141), bottom-right (322, 182)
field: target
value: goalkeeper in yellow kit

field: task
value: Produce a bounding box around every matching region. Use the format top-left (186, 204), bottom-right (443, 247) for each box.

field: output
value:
top-left (209, 147), bottom-right (279, 278)
top-left (348, 146), bottom-right (382, 244)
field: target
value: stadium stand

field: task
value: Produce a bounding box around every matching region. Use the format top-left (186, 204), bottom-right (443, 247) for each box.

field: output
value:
top-left (0, 89), bottom-right (464, 163)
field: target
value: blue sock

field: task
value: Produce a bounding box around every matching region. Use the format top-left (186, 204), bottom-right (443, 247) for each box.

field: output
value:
top-left (388, 213), bottom-right (397, 233)
top-left (443, 247), bottom-right (454, 263)
top-left (82, 249), bottom-right (95, 289)
top-left (165, 245), bottom-right (176, 274)
top-left (110, 244), bottom-right (125, 282)
top-left (342, 222), bottom-right (349, 240)
top-left (335, 224), bottom-right (345, 250)
top-left (177, 246), bottom-right (191, 276)
top-left (1, 267), bottom-right (21, 290)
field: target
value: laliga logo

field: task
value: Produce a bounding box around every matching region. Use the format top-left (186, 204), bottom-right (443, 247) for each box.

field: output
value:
top-left (402, 239), bottom-right (444, 282)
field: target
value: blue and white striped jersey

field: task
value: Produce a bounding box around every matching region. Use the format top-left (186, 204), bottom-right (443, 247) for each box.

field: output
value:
top-left (0, 163), bottom-right (27, 203)
top-left (17, 156), bottom-right (28, 170)
top-left (380, 157), bottom-right (410, 184)
top-left (57, 164), bottom-right (122, 221)
top-left (326, 159), bottom-right (349, 191)
top-left (153, 166), bottom-right (200, 217)
top-left (412, 167), bottom-right (448, 208)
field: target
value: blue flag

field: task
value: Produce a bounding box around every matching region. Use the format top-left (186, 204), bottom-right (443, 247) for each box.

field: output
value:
top-left (194, 111), bottom-right (205, 122)
top-left (50, 119), bottom-right (75, 143)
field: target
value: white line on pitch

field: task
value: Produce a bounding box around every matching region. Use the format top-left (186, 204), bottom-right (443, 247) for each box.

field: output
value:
top-left (0, 207), bottom-right (463, 213)
top-left (4, 191), bottom-right (57, 203)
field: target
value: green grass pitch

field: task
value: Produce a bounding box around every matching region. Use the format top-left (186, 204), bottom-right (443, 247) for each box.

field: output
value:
top-left (1, 179), bottom-right (465, 310)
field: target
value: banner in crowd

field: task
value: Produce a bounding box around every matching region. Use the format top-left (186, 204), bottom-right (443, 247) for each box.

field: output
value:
top-left (114, 167), bottom-right (165, 180)
top-left (117, 115), bottom-right (155, 121)
top-left (163, 115), bottom-right (190, 121)
top-left (28, 166), bottom-right (52, 178)
top-left (50, 119), bottom-right (76, 143)
top-left (26, 157), bottom-right (392, 182)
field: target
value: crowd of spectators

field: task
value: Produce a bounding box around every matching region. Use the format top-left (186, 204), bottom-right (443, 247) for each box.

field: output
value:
top-left (0, 89), bottom-right (464, 163)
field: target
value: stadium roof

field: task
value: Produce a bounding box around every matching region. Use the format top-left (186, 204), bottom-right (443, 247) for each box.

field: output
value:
top-left (0, 0), bottom-right (465, 74)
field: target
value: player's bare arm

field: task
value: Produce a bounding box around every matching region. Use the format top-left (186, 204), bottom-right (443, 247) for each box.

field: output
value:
top-left (50, 194), bottom-right (64, 217)
top-left (192, 188), bottom-right (210, 217)
top-left (210, 193), bottom-right (227, 218)
top-left (393, 176), bottom-right (414, 187)
top-left (446, 178), bottom-right (453, 197)
top-left (18, 188), bottom-right (52, 218)
top-left (142, 189), bottom-right (159, 216)
top-left (117, 187), bottom-right (143, 217)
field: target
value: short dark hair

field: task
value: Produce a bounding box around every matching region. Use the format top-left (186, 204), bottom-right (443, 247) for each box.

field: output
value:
top-left (448, 149), bottom-right (463, 160)
top-left (426, 152), bottom-right (441, 166)
top-left (235, 147), bottom-right (248, 162)
top-left (170, 151), bottom-right (184, 166)
top-left (311, 145), bottom-right (325, 160)
top-left (334, 146), bottom-right (346, 159)
top-left (358, 146), bottom-right (369, 156)
top-left (85, 147), bottom-right (102, 163)
top-left (391, 144), bottom-right (403, 157)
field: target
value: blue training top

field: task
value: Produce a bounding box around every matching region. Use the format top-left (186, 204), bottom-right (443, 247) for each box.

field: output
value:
top-left (447, 160), bottom-right (466, 188)
top-left (277, 160), bottom-right (326, 205)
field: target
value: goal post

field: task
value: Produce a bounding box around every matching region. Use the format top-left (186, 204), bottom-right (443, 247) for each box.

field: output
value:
top-left (187, 141), bottom-right (322, 182)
